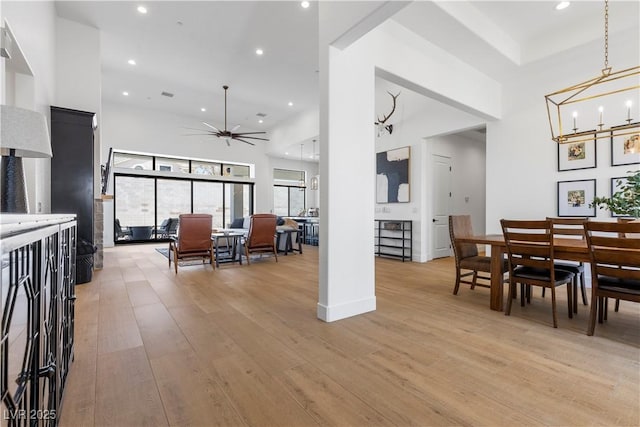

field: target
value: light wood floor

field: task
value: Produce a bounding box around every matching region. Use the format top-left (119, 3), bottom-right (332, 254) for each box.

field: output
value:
top-left (60, 244), bottom-right (640, 426)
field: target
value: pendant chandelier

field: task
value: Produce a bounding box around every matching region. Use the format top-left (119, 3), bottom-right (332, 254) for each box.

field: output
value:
top-left (545, 0), bottom-right (639, 145)
top-left (310, 139), bottom-right (319, 190)
top-left (299, 143), bottom-right (305, 190)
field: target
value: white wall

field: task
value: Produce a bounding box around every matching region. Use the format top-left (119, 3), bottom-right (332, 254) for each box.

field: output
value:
top-left (375, 103), bottom-right (486, 262)
top-left (1, 1), bottom-right (56, 213)
top-left (55, 17), bottom-right (101, 194)
top-left (486, 27), bottom-right (640, 234)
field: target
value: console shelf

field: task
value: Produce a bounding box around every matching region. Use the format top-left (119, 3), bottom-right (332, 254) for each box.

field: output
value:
top-left (375, 219), bottom-right (412, 262)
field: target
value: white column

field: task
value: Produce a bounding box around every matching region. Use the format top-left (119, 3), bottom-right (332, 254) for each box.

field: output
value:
top-left (318, 38), bottom-right (376, 322)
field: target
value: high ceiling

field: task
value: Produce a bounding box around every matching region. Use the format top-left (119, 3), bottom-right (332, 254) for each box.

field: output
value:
top-left (54, 1), bottom-right (639, 160)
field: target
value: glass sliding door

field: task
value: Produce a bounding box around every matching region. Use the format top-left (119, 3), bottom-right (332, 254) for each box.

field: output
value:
top-left (273, 185), bottom-right (305, 216)
top-left (224, 183), bottom-right (253, 227)
top-left (289, 187), bottom-right (305, 217)
top-left (193, 181), bottom-right (224, 229)
top-left (157, 179), bottom-right (191, 238)
top-left (114, 176), bottom-right (156, 241)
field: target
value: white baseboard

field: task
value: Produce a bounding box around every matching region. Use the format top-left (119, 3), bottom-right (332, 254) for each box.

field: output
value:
top-left (317, 296), bottom-right (376, 322)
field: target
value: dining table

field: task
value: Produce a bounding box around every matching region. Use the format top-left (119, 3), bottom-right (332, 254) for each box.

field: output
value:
top-left (455, 234), bottom-right (590, 311)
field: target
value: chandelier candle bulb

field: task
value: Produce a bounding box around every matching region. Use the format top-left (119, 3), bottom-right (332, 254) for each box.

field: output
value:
top-left (626, 100), bottom-right (633, 122)
top-left (572, 111), bottom-right (578, 131)
top-left (598, 106), bottom-right (603, 125)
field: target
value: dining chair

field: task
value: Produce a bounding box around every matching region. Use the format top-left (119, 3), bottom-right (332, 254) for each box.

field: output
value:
top-left (544, 217), bottom-right (588, 313)
top-left (168, 214), bottom-right (214, 273)
top-left (584, 220), bottom-right (640, 336)
top-left (500, 219), bottom-right (575, 328)
top-left (243, 214), bottom-right (278, 264)
top-left (449, 215), bottom-right (507, 295)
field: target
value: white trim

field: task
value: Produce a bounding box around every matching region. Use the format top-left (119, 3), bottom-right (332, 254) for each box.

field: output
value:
top-left (317, 296), bottom-right (376, 322)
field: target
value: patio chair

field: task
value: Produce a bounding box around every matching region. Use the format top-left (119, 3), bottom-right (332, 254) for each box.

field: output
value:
top-left (244, 214), bottom-right (278, 264)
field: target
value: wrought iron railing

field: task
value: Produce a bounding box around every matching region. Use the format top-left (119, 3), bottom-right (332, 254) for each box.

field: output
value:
top-left (1, 215), bottom-right (76, 426)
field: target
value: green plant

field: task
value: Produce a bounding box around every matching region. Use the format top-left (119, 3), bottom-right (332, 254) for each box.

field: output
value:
top-left (590, 170), bottom-right (640, 218)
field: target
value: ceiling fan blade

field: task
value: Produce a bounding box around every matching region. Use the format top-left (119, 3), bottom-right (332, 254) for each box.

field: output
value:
top-left (225, 138), bottom-right (231, 147)
top-left (234, 131), bottom-right (267, 135)
top-left (233, 135), bottom-right (270, 142)
top-left (231, 124), bottom-right (241, 132)
top-left (233, 137), bottom-right (256, 146)
top-left (202, 122), bottom-right (221, 132)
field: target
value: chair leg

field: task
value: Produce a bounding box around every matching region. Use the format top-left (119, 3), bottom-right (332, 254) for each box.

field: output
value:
top-left (587, 294), bottom-right (598, 336)
top-left (550, 286), bottom-right (558, 328)
top-left (245, 246), bottom-right (251, 265)
top-left (470, 271), bottom-right (477, 290)
top-left (580, 272), bottom-right (588, 305)
top-left (614, 299), bottom-right (620, 312)
top-left (599, 297), bottom-right (605, 323)
top-left (566, 282), bottom-right (573, 319)
top-left (168, 242), bottom-right (172, 268)
top-left (453, 269), bottom-right (461, 295)
top-left (572, 277), bottom-right (578, 314)
top-left (520, 283), bottom-right (525, 307)
top-left (174, 250), bottom-right (178, 274)
top-left (273, 243), bottom-right (278, 262)
top-left (505, 280), bottom-right (515, 315)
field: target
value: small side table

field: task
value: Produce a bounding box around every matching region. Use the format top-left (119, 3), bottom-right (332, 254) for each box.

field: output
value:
top-left (276, 228), bottom-right (302, 255)
top-left (211, 232), bottom-right (244, 267)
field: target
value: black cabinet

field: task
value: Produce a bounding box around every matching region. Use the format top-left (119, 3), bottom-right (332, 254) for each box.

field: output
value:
top-left (51, 107), bottom-right (95, 245)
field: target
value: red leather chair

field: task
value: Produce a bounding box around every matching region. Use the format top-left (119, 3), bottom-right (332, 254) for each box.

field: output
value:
top-left (244, 214), bottom-right (278, 264)
top-left (168, 214), bottom-right (213, 273)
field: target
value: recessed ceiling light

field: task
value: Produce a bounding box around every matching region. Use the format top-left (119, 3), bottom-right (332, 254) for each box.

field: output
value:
top-left (285, 152), bottom-right (289, 155)
top-left (122, 91), bottom-right (129, 96)
top-left (258, 119), bottom-right (264, 124)
top-left (137, 6), bottom-right (147, 14)
top-left (255, 48), bottom-right (264, 56)
top-left (127, 59), bottom-right (136, 65)
top-left (555, 2), bottom-right (570, 10)
top-left (288, 101), bottom-right (293, 107)
top-left (301, 1), bottom-right (310, 8)
top-left (200, 108), bottom-right (206, 112)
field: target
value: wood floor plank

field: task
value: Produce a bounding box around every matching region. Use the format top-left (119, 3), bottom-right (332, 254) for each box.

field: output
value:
top-left (150, 350), bottom-right (247, 426)
top-left (59, 244), bottom-right (640, 427)
top-left (94, 346), bottom-right (168, 426)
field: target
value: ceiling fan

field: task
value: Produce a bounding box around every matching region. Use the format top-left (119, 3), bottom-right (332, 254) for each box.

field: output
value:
top-left (187, 85), bottom-right (269, 146)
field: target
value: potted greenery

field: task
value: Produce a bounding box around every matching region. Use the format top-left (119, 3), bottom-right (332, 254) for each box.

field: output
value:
top-left (591, 170), bottom-right (640, 218)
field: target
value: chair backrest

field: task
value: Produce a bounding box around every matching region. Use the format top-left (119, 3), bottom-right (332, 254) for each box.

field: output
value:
top-left (167, 217), bottom-right (179, 234)
top-left (177, 214), bottom-right (212, 252)
top-left (547, 217), bottom-right (587, 240)
top-left (585, 221), bottom-right (640, 281)
top-left (158, 218), bottom-right (170, 230)
top-left (449, 215), bottom-right (479, 260)
top-left (501, 219), bottom-right (555, 273)
top-left (246, 214), bottom-right (277, 249)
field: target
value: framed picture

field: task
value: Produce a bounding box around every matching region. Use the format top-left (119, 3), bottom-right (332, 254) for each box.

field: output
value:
top-left (376, 146), bottom-right (410, 203)
top-left (609, 176), bottom-right (631, 218)
top-left (611, 125), bottom-right (639, 166)
top-left (557, 179), bottom-right (596, 217)
top-left (557, 136), bottom-right (596, 171)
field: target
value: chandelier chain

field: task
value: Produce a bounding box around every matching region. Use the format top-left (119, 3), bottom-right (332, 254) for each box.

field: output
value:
top-left (604, 0), bottom-right (609, 69)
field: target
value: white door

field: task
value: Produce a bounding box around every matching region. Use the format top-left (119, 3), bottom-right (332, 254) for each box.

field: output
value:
top-left (431, 155), bottom-right (452, 259)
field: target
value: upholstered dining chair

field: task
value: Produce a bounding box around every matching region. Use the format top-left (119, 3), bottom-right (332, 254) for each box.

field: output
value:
top-left (584, 220), bottom-right (640, 336)
top-left (244, 214), bottom-right (278, 264)
top-left (168, 214), bottom-right (213, 273)
top-left (449, 215), bottom-right (507, 295)
top-left (501, 219), bottom-right (575, 328)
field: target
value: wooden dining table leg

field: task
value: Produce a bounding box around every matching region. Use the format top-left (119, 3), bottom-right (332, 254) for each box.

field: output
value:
top-left (490, 244), bottom-right (505, 311)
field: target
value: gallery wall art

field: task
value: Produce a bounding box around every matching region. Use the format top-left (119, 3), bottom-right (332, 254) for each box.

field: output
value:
top-left (376, 146), bottom-right (410, 203)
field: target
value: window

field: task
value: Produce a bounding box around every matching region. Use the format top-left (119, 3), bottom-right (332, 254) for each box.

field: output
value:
top-left (155, 157), bottom-right (189, 173)
top-left (113, 153), bottom-right (153, 170)
top-left (192, 161), bottom-right (222, 176)
top-left (274, 185), bottom-right (305, 217)
top-left (274, 168), bottom-right (306, 216)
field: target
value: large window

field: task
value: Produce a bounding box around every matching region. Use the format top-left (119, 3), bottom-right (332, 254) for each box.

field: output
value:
top-left (274, 185), bottom-right (305, 217)
top-left (115, 174), bottom-right (254, 243)
top-left (274, 168), bottom-right (306, 217)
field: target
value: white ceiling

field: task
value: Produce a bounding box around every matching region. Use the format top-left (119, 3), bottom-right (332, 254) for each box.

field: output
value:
top-left (54, 1), bottom-right (639, 161)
